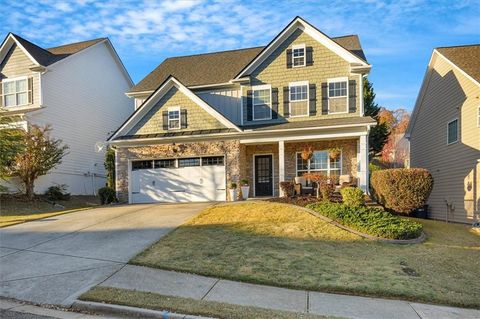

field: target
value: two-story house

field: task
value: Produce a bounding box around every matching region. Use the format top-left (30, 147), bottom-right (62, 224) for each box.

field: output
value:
top-left (0, 33), bottom-right (133, 195)
top-left (109, 17), bottom-right (375, 203)
top-left (407, 44), bottom-right (480, 224)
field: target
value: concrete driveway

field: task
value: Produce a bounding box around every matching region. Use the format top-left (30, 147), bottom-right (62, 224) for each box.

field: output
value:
top-left (0, 202), bottom-right (211, 306)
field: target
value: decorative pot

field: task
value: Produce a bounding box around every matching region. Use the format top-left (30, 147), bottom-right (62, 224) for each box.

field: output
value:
top-left (229, 189), bottom-right (238, 201)
top-left (241, 186), bottom-right (250, 200)
top-left (301, 146), bottom-right (313, 161)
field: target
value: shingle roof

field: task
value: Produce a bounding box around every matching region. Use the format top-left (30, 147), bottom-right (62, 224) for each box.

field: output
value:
top-left (130, 35), bottom-right (367, 93)
top-left (9, 33), bottom-right (105, 66)
top-left (242, 116), bottom-right (376, 131)
top-left (436, 44), bottom-right (480, 83)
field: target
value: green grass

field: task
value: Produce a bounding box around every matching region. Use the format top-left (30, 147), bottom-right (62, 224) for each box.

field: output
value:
top-left (131, 201), bottom-right (480, 308)
top-left (0, 195), bottom-right (99, 227)
top-left (307, 202), bottom-right (423, 239)
top-left (80, 286), bottom-right (337, 319)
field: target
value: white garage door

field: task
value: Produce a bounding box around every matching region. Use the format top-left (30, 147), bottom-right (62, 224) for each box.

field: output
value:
top-left (130, 156), bottom-right (226, 203)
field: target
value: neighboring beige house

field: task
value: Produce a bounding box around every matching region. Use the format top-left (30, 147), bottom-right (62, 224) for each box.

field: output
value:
top-left (406, 44), bottom-right (480, 224)
top-left (0, 33), bottom-right (133, 195)
top-left (109, 16), bottom-right (376, 203)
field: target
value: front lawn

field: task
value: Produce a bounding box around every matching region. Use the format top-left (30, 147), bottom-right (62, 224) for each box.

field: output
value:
top-left (131, 201), bottom-right (480, 308)
top-left (0, 195), bottom-right (99, 227)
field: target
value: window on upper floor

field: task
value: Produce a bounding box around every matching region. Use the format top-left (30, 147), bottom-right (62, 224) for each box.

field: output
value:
top-left (292, 44), bottom-right (306, 67)
top-left (447, 119), bottom-right (458, 145)
top-left (289, 81), bottom-right (309, 117)
top-left (1, 77), bottom-right (29, 107)
top-left (328, 78), bottom-right (348, 114)
top-left (168, 107), bottom-right (180, 129)
top-left (253, 85), bottom-right (272, 120)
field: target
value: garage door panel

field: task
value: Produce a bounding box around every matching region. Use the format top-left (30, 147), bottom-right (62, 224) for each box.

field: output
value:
top-left (130, 163), bottom-right (225, 203)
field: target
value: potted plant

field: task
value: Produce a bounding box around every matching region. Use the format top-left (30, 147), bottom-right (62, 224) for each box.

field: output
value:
top-left (229, 182), bottom-right (238, 201)
top-left (328, 147), bottom-right (341, 160)
top-left (240, 179), bottom-right (250, 200)
top-left (301, 145), bottom-right (313, 161)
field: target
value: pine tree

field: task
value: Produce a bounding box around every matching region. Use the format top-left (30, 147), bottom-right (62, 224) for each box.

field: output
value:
top-left (363, 78), bottom-right (389, 156)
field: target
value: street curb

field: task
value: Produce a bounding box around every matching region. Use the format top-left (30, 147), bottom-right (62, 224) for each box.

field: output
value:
top-left (72, 300), bottom-right (214, 319)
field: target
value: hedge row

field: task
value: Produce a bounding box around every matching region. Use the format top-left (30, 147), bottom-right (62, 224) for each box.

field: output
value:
top-left (307, 202), bottom-right (423, 240)
top-left (371, 168), bottom-right (433, 214)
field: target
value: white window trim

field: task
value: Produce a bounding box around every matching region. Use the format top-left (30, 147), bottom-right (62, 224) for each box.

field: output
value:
top-left (447, 118), bottom-right (459, 145)
top-left (252, 84), bottom-right (272, 121)
top-left (292, 43), bottom-right (306, 68)
top-left (295, 150), bottom-right (343, 177)
top-left (288, 80), bottom-right (309, 118)
top-left (477, 106), bottom-right (480, 128)
top-left (167, 106), bottom-right (181, 130)
top-left (1, 76), bottom-right (29, 108)
top-left (327, 76), bottom-right (349, 114)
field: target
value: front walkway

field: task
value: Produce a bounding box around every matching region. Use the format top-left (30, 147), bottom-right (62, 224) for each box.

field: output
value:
top-left (95, 264), bottom-right (480, 319)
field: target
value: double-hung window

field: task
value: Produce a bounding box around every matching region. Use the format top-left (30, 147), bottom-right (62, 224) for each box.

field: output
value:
top-left (328, 77), bottom-right (348, 114)
top-left (447, 119), bottom-right (458, 144)
top-left (296, 150), bottom-right (341, 177)
top-left (2, 77), bottom-right (28, 107)
top-left (252, 85), bottom-right (272, 120)
top-left (168, 107), bottom-right (180, 129)
top-left (292, 44), bottom-right (306, 67)
top-left (289, 81), bottom-right (309, 117)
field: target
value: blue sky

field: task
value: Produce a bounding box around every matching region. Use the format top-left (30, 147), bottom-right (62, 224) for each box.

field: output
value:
top-left (1, 0), bottom-right (479, 111)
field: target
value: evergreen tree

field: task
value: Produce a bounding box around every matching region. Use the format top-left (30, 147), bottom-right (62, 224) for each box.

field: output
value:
top-left (363, 78), bottom-right (389, 156)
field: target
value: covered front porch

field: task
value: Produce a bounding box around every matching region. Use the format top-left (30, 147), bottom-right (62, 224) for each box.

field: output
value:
top-left (239, 133), bottom-right (369, 198)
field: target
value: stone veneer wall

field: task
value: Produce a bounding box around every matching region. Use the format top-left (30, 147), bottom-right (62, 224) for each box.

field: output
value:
top-left (116, 140), bottom-right (241, 202)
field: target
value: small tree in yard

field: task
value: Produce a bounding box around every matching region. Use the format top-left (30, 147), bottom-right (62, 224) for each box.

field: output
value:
top-left (0, 115), bottom-right (24, 190)
top-left (11, 125), bottom-right (68, 199)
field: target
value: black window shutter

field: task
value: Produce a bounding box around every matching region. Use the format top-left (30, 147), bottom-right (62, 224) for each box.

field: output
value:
top-left (271, 88), bottom-right (279, 119)
top-left (162, 111), bottom-right (169, 130)
top-left (246, 90), bottom-right (253, 121)
top-left (286, 49), bottom-right (292, 69)
top-left (321, 83), bottom-right (328, 115)
top-left (306, 46), bottom-right (314, 66)
top-left (180, 109), bottom-right (188, 128)
top-left (283, 87), bottom-right (290, 117)
top-left (309, 83), bottom-right (316, 116)
top-left (348, 80), bottom-right (357, 113)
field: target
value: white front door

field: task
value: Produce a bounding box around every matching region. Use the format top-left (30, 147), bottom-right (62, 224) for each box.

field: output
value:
top-left (130, 157), bottom-right (226, 203)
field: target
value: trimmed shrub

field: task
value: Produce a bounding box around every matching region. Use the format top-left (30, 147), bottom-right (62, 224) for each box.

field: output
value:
top-left (45, 184), bottom-right (70, 201)
top-left (371, 168), bottom-right (433, 215)
top-left (279, 181), bottom-right (294, 198)
top-left (98, 186), bottom-right (116, 205)
top-left (307, 202), bottom-right (423, 240)
top-left (341, 187), bottom-right (365, 207)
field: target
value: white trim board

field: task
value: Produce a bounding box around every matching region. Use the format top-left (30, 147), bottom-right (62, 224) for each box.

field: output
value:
top-left (109, 76), bottom-right (242, 141)
top-left (235, 16), bottom-right (369, 79)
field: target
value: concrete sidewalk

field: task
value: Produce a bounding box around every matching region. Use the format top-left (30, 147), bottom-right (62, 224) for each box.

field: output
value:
top-left (98, 264), bottom-right (480, 319)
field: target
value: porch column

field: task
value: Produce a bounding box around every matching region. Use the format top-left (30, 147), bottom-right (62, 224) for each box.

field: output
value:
top-left (358, 134), bottom-right (369, 193)
top-left (279, 140), bottom-right (285, 197)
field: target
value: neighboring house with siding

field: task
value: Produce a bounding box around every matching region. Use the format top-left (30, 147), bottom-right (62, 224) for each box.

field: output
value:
top-left (406, 44), bottom-right (480, 224)
top-left (110, 17), bottom-right (376, 204)
top-left (0, 33), bottom-right (133, 195)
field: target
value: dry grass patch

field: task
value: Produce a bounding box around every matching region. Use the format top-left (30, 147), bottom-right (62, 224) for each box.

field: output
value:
top-left (80, 286), bottom-right (337, 319)
top-left (131, 202), bottom-right (480, 308)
